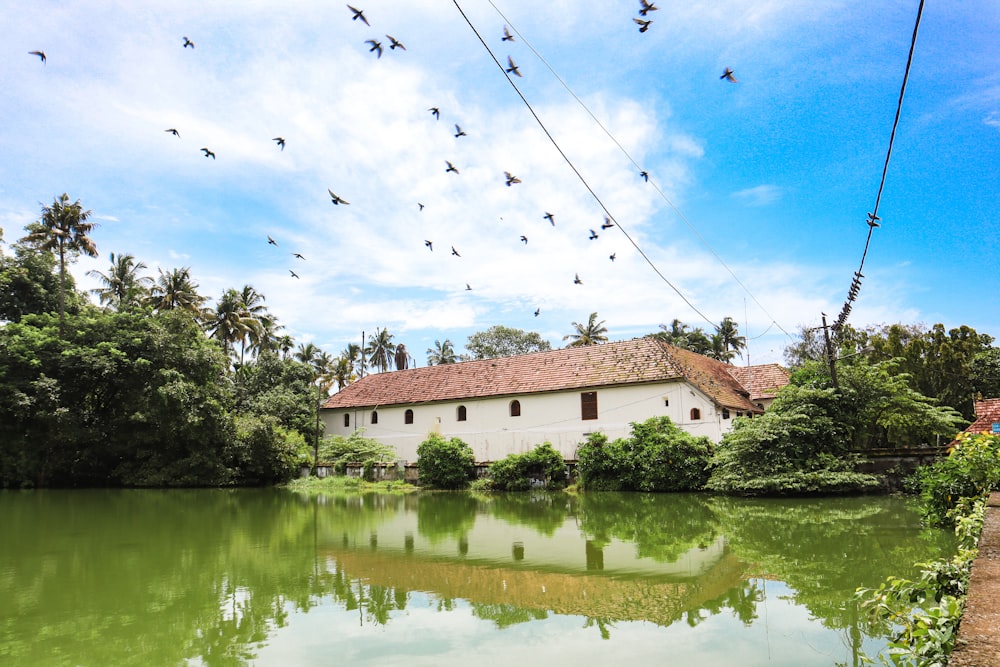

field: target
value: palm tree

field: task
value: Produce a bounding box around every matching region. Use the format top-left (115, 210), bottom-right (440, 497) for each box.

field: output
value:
top-left (87, 252), bottom-right (152, 311)
top-left (235, 284), bottom-right (273, 363)
top-left (276, 335), bottom-right (295, 359)
top-left (563, 312), bottom-right (609, 348)
top-left (659, 318), bottom-right (690, 344)
top-left (206, 288), bottom-right (253, 361)
top-left (295, 342), bottom-right (320, 366)
top-left (20, 193), bottom-right (98, 328)
top-left (148, 267), bottom-right (206, 316)
top-left (341, 343), bottom-right (362, 376)
top-left (365, 328), bottom-right (396, 373)
top-left (426, 339), bottom-right (458, 365)
top-left (716, 316), bottom-right (747, 362)
top-left (314, 351), bottom-right (336, 395)
top-left (331, 355), bottom-right (356, 390)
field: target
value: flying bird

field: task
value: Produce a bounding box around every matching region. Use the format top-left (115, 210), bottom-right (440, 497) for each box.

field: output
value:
top-left (543, 212), bottom-right (555, 226)
top-left (639, 0), bottom-right (659, 16)
top-left (588, 229), bottom-right (599, 240)
top-left (573, 273), bottom-right (583, 285)
top-left (519, 235), bottom-right (528, 244)
top-left (182, 37), bottom-right (194, 49)
top-left (273, 137), bottom-right (285, 150)
top-left (465, 284), bottom-right (472, 291)
top-left (29, 50), bottom-right (46, 63)
top-left (424, 240), bottom-right (433, 250)
top-left (366, 39), bottom-right (383, 58)
top-left (634, 18), bottom-right (652, 32)
top-left (347, 4), bottom-right (369, 26)
top-left (165, 128), bottom-right (180, 137)
top-left (328, 189), bottom-right (350, 205)
top-left (601, 217), bottom-right (614, 230)
top-left (289, 270), bottom-right (300, 279)
top-left (609, 253), bottom-right (616, 262)
top-left (534, 308), bottom-right (540, 317)
top-left (505, 55), bottom-right (522, 77)
top-left (418, 202), bottom-right (425, 211)
top-left (387, 35), bottom-right (405, 50)
top-left (504, 171), bottom-right (521, 186)
top-left (293, 253), bottom-right (306, 260)
top-left (721, 67), bottom-right (738, 82)
top-left (200, 147), bottom-right (215, 159)
top-left (451, 246), bottom-right (461, 257)
top-left (454, 124), bottom-right (466, 138)
top-left (445, 160), bottom-right (459, 174)
top-left (640, 170), bottom-right (649, 182)
top-left (502, 25), bottom-right (515, 42)
top-left (267, 236), bottom-right (278, 246)
top-left (429, 107), bottom-right (440, 119)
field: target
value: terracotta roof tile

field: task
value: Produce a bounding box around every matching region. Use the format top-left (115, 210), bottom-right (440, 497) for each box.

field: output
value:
top-left (727, 363), bottom-right (791, 401)
top-left (965, 398), bottom-right (1000, 435)
top-left (323, 337), bottom-right (760, 413)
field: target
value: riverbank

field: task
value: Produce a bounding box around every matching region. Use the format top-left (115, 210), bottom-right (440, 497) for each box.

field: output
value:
top-left (949, 491), bottom-right (1000, 667)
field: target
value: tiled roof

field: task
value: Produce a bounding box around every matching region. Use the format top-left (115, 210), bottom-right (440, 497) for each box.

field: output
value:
top-left (323, 337), bottom-right (760, 412)
top-left (726, 363), bottom-right (791, 401)
top-left (964, 398), bottom-right (1000, 435)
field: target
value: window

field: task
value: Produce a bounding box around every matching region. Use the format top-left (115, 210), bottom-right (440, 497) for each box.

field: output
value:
top-left (371, 410), bottom-right (378, 424)
top-left (404, 409), bottom-right (414, 425)
top-left (457, 405), bottom-right (467, 422)
top-left (690, 408), bottom-right (701, 420)
top-left (722, 408), bottom-right (730, 419)
top-left (343, 413), bottom-right (350, 427)
top-left (509, 400), bottom-right (521, 417)
top-left (663, 398), bottom-right (669, 407)
top-left (581, 392), bottom-right (598, 420)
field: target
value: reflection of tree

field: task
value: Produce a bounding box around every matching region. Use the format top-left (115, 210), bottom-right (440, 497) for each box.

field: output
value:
top-left (479, 491), bottom-right (574, 536)
top-left (416, 492), bottom-right (479, 542)
top-left (471, 603), bottom-right (548, 628)
top-left (582, 616), bottom-right (615, 640)
top-left (682, 580), bottom-right (763, 628)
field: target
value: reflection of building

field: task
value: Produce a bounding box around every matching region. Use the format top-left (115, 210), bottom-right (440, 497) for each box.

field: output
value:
top-left (322, 338), bottom-right (781, 462)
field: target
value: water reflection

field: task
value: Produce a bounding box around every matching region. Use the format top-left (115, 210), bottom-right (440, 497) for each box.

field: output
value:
top-left (0, 489), bottom-right (957, 666)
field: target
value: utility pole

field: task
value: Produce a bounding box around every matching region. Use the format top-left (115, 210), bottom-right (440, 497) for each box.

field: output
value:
top-left (821, 313), bottom-right (838, 389)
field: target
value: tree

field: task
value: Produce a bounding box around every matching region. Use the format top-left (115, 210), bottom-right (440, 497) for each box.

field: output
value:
top-left (970, 348), bottom-right (1000, 399)
top-left (651, 319), bottom-right (714, 356)
top-left (0, 241), bottom-right (73, 322)
top-left (20, 194), bottom-right (98, 329)
top-left (147, 267), bottom-right (206, 317)
top-left (330, 355), bottom-right (356, 390)
top-left (234, 284), bottom-right (274, 363)
top-left (426, 339), bottom-right (458, 365)
top-left (206, 288), bottom-right (253, 362)
top-left (365, 327), bottom-right (396, 373)
top-left (715, 317), bottom-right (746, 362)
top-left (465, 325), bottom-right (551, 360)
top-left (563, 312), bottom-right (609, 348)
top-left (86, 252), bottom-right (152, 311)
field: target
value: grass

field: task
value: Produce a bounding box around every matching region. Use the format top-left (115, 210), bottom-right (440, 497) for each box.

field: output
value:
top-left (285, 474), bottom-right (418, 495)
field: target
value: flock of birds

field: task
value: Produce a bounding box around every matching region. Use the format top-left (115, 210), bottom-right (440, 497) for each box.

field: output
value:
top-left (25, 1), bottom-right (741, 320)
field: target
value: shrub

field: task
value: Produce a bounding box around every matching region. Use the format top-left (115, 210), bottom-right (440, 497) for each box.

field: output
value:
top-left (915, 432), bottom-right (1000, 526)
top-left (416, 434), bottom-right (475, 489)
top-left (318, 429), bottom-right (396, 470)
top-left (488, 442), bottom-right (567, 491)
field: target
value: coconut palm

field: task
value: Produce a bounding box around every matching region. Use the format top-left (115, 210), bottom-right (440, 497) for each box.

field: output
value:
top-left (276, 335), bottom-right (295, 359)
top-left (20, 193), bottom-right (98, 328)
top-left (716, 316), bottom-right (747, 362)
top-left (87, 252), bottom-right (153, 311)
top-left (341, 343), bottom-right (362, 376)
top-left (148, 267), bottom-right (206, 316)
top-left (294, 342), bottom-right (320, 366)
top-left (426, 339), bottom-right (458, 365)
top-left (331, 355), bottom-right (356, 390)
top-left (563, 312), bottom-right (609, 348)
top-left (206, 288), bottom-right (254, 361)
top-left (659, 318), bottom-right (690, 344)
top-left (365, 328), bottom-right (396, 373)
top-left (235, 284), bottom-right (274, 363)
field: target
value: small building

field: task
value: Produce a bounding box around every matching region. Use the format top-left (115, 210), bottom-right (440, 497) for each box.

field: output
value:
top-left (960, 398), bottom-right (1000, 438)
top-left (321, 337), bottom-right (783, 463)
top-left (727, 363), bottom-right (790, 411)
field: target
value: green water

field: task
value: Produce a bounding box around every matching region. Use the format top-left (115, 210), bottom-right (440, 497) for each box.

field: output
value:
top-left (0, 489), bottom-right (956, 666)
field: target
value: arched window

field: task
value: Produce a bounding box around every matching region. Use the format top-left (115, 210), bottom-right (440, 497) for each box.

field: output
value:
top-left (509, 400), bottom-right (521, 417)
top-left (404, 409), bottom-right (414, 425)
top-left (690, 408), bottom-right (701, 420)
top-left (457, 405), bottom-right (467, 422)
top-left (722, 408), bottom-right (730, 419)
top-left (371, 410), bottom-right (379, 424)
top-left (343, 413), bottom-right (350, 427)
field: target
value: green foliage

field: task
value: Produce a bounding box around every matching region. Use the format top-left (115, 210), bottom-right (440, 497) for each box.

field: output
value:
top-left (318, 429), bottom-right (397, 470)
top-left (914, 433), bottom-right (1000, 526)
top-left (0, 242), bottom-right (85, 323)
top-left (969, 347), bottom-right (1000, 399)
top-left (231, 414), bottom-right (305, 485)
top-left (233, 352), bottom-right (318, 442)
top-left (416, 434), bottom-right (475, 489)
top-left (487, 442), bottom-right (567, 491)
top-left (464, 324), bottom-right (551, 360)
top-left (577, 416), bottom-right (713, 492)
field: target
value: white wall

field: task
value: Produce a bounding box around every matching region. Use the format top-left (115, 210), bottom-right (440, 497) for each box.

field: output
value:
top-left (321, 380), bottom-right (742, 463)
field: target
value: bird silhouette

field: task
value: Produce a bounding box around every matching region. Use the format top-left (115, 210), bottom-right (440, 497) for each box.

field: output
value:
top-left (347, 4), bottom-right (369, 26)
top-left (543, 212), bottom-right (555, 226)
top-left (721, 67), bottom-right (738, 82)
top-left (519, 235), bottom-right (528, 244)
top-left (609, 253), bottom-right (616, 261)
top-left (182, 37), bottom-right (194, 49)
top-left (465, 283), bottom-right (472, 291)
top-left (505, 56), bottom-right (522, 77)
top-left (867, 212), bottom-right (881, 228)
top-left (29, 50), bottom-right (46, 63)
top-left (424, 240), bottom-right (433, 250)
top-left (502, 25), bottom-right (515, 42)
top-left (328, 189), bottom-right (350, 205)
top-left (634, 18), bottom-right (652, 32)
top-left (165, 128), bottom-right (180, 137)
top-left (386, 35), bottom-right (405, 50)
top-left (504, 171), bottom-right (521, 186)
top-left (445, 160), bottom-right (459, 174)
top-left (451, 246), bottom-right (461, 257)
top-left (639, 0), bottom-right (659, 16)
top-left (418, 202), bottom-right (425, 211)
top-left (601, 217), bottom-right (614, 230)
top-left (640, 170), bottom-right (649, 182)
top-left (454, 124), bottom-right (466, 138)
top-left (589, 229), bottom-right (599, 240)
top-left (429, 107), bottom-right (440, 119)
top-left (574, 273), bottom-right (583, 285)
top-left (366, 39), bottom-right (383, 58)
top-left (534, 308), bottom-right (540, 317)
top-left (289, 270), bottom-right (300, 279)
top-left (201, 148), bottom-right (216, 159)
top-left (293, 253), bottom-right (306, 260)
top-left (268, 236), bottom-right (278, 246)
top-left (273, 137), bottom-right (285, 150)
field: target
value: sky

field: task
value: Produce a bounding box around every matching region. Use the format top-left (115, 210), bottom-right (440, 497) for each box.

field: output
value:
top-left (2, 0), bottom-right (998, 367)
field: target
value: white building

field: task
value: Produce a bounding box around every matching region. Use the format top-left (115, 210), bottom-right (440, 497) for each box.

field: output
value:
top-left (321, 337), bottom-right (783, 463)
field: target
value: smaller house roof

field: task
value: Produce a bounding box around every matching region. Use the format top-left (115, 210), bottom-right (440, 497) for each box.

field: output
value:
top-left (726, 363), bottom-right (790, 402)
top-left (963, 398), bottom-right (1000, 436)
top-left (323, 337), bottom-right (760, 413)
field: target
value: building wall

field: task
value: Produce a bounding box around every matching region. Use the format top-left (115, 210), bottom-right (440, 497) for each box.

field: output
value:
top-left (320, 380), bottom-right (744, 463)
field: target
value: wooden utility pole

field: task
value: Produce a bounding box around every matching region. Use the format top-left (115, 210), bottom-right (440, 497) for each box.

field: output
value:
top-left (821, 313), bottom-right (838, 388)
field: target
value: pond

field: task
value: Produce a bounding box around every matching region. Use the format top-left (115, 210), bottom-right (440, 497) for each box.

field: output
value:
top-left (0, 489), bottom-right (956, 666)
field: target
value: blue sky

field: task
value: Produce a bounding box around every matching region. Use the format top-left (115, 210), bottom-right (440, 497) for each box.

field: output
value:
top-left (2, 0), bottom-right (998, 366)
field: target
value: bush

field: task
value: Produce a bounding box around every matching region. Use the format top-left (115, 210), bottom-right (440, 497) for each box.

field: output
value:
top-left (318, 429), bottom-right (397, 469)
top-left (577, 416), bottom-right (713, 492)
top-left (915, 432), bottom-right (1000, 526)
top-left (416, 434), bottom-right (475, 489)
top-left (488, 443), bottom-right (567, 491)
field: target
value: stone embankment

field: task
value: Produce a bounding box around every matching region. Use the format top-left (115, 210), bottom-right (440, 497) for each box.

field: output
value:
top-left (949, 492), bottom-right (1000, 666)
